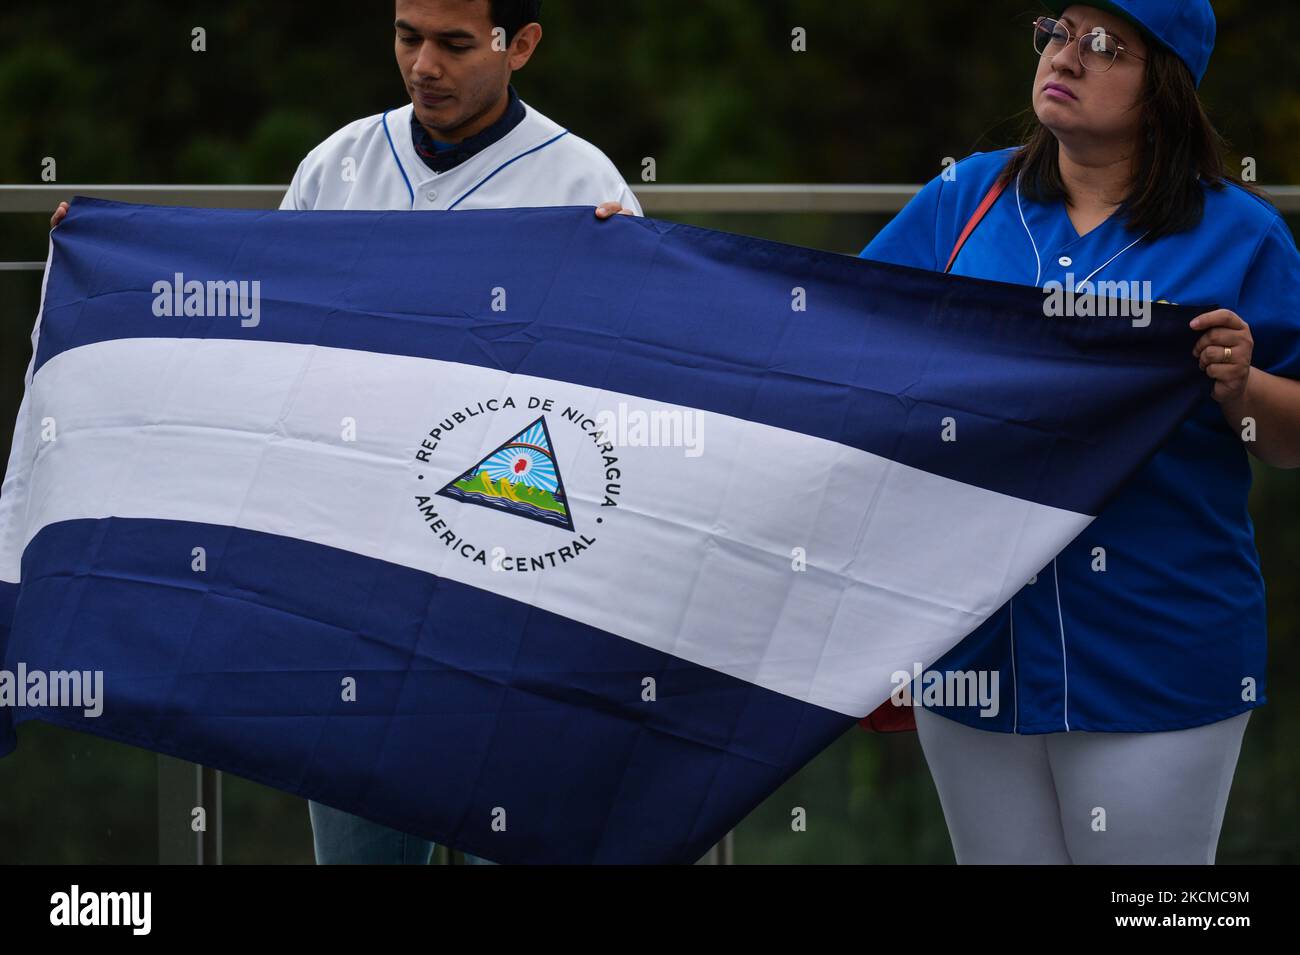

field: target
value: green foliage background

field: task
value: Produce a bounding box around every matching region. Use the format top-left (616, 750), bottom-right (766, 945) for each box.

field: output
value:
top-left (0, 0), bottom-right (1295, 863)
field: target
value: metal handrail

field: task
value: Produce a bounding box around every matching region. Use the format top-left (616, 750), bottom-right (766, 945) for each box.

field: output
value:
top-left (4, 182), bottom-right (1299, 214)
top-left (0, 185), bottom-right (924, 273)
top-left (1, 183), bottom-right (925, 214)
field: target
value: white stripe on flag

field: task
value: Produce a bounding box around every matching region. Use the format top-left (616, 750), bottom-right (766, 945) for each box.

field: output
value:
top-left (3, 338), bottom-right (1090, 716)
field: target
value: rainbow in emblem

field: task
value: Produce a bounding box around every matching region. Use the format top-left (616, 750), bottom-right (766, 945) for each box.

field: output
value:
top-left (437, 416), bottom-right (574, 530)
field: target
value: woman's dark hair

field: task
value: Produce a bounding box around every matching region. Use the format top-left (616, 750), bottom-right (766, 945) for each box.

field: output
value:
top-left (999, 40), bottom-right (1261, 239)
top-left (491, 0), bottom-right (542, 43)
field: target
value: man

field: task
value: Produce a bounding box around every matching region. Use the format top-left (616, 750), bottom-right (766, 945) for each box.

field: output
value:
top-left (51, 0), bottom-right (642, 864)
top-left (279, 1), bottom-right (640, 215)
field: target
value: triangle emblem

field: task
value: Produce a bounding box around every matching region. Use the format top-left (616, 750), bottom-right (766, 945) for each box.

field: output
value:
top-left (436, 416), bottom-right (575, 531)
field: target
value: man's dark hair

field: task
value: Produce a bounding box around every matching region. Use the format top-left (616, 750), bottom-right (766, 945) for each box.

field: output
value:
top-left (491, 0), bottom-right (542, 43)
top-left (1000, 42), bottom-right (1269, 240)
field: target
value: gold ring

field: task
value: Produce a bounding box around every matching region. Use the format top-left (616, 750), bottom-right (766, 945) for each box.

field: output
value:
top-left (1224, 346), bottom-right (1233, 361)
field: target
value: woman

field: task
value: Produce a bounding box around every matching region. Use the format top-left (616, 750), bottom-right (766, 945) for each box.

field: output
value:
top-left (598, 0), bottom-right (1300, 864)
top-left (856, 0), bottom-right (1300, 865)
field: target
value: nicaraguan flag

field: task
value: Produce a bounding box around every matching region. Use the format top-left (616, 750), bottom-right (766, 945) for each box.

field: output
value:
top-left (0, 199), bottom-right (1205, 863)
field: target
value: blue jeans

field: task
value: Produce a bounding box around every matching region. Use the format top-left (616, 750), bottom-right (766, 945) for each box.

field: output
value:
top-left (308, 800), bottom-right (494, 864)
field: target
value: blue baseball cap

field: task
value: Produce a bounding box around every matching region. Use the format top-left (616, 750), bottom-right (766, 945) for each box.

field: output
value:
top-left (1043, 1), bottom-right (1217, 86)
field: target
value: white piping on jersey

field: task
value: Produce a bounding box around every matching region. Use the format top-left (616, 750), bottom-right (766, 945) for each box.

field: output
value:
top-left (381, 108), bottom-right (571, 213)
top-left (381, 111), bottom-right (416, 208)
top-left (448, 131), bottom-right (570, 210)
top-left (1016, 170), bottom-right (1152, 289)
top-left (1015, 172), bottom-right (1043, 286)
top-left (1053, 558), bottom-right (1070, 732)
top-left (1014, 173), bottom-right (1157, 734)
top-left (1078, 229), bottom-right (1151, 285)
top-left (1012, 173), bottom-right (1155, 734)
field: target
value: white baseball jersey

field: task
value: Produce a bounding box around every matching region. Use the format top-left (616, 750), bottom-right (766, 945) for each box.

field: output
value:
top-left (280, 100), bottom-right (642, 214)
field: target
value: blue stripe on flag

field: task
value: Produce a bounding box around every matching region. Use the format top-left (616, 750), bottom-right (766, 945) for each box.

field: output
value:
top-left (2, 518), bottom-right (852, 863)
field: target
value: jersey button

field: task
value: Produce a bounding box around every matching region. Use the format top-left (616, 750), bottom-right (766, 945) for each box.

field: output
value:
top-left (426, 189), bottom-right (439, 202)
top-left (1058, 255), bottom-right (1073, 267)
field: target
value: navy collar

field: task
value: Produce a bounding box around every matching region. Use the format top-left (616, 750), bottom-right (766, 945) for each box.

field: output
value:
top-left (409, 86), bottom-right (526, 175)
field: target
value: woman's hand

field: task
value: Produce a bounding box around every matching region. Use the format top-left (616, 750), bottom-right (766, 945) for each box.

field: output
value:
top-left (594, 201), bottom-right (632, 220)
top-left (1192, 309), bottom-right (1254, 404)
top-left (50, 201), bottom-right (69, 229)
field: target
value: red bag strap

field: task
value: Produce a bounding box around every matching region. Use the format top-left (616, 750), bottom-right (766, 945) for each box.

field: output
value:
top-left (858, 699), bottom-right (916, 733)
top-left (943, 176), bottom-right (1009, 274)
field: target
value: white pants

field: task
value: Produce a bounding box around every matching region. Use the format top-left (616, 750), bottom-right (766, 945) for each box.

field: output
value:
top-left (914, 706), bottom-right (1251, 864)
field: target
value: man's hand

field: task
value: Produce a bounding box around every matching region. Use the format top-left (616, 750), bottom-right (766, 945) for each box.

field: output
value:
top-left (50, 201), bottom-right (69, 229)
top-left (594, 201), bottom-right (632, 220)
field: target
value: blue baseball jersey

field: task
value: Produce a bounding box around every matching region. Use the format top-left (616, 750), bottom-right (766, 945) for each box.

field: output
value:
top-left (862, 148), bottom-right (1300, 733)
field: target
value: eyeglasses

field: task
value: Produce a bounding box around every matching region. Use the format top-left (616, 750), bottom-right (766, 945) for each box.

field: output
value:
top-left (1032, 16), bottom-right (1145, 73)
